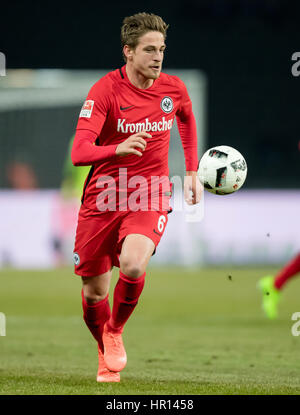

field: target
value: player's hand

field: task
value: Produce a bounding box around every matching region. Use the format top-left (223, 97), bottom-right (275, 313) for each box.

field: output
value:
top-left (116, 132), bottom-right (151, 157)
top-left (184, 171), bottom-right (203, 205)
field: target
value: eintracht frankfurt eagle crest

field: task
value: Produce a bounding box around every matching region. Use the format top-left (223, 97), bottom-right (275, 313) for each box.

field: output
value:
top-left (160, 96), bottom-right (173, 113)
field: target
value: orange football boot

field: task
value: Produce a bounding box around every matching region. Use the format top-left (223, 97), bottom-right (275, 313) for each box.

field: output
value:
top-left (102, 322), bottom-right (127, 372)
top-left (96, 344), bottom-right (120, 382)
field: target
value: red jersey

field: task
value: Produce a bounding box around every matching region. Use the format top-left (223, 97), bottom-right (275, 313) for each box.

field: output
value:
top-left (72, 65), bottom-right (198, 212)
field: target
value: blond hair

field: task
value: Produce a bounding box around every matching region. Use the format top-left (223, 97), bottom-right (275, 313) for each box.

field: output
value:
top-left (121, 12), bottom-right (169, 62)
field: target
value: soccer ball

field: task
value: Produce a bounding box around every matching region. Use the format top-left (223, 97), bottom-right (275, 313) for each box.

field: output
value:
top-left (198, 145), bottom-right (247, 195)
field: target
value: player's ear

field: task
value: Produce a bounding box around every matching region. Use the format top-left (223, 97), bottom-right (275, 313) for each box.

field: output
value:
top-left (124, 45), bottom-right (133, 61)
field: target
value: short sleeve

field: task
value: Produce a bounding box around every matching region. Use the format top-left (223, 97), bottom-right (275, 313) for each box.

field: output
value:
top-left (76, 77), bottom-right (112, 136)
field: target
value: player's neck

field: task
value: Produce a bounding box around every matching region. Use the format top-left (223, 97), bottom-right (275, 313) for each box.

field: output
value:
top-left (125, 64), bottom-right (154, 89)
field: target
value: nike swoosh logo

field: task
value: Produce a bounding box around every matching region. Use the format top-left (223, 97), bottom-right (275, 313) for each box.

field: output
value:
top-left (153, 229), bottom-right (161, 236)
top-left (120, 105), bottom-right (134, 111)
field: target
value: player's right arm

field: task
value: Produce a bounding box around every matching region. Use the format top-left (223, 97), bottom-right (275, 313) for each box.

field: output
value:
top-left (71, 78), bottom-right (149, 166)
top-left (71, 130), bottom-right (149, 166)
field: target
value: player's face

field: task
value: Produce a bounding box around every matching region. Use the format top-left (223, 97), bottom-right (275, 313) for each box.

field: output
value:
top-left (128, 31), bottom-right (166, 80)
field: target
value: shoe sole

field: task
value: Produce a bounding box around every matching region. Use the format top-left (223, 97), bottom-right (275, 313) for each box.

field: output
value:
top-left (97, 374), bottom-right (120, 383)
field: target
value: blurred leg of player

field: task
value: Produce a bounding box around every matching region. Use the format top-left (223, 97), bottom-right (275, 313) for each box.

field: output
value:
top-left (258, 252), bottom-right (300, 319)
top-left (273, 253), bottom-right (300, 290)
top-left (81, 271), bottom-right (120, 382)
top-left (102, 234), bottom-right (155, 372)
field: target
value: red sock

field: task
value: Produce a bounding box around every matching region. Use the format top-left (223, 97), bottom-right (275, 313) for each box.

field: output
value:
top-left (274, 253), bottom-right (300, 290)
top-left (81, 290), bottom-right (111, 353)
top-left (108, 271), bottom-right (146, 333)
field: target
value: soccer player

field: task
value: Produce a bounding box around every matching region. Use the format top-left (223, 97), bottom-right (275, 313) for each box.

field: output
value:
top-left (258, 252), bottom-right (300, 319)
top-left (71, 12), bottom-right (202, 382)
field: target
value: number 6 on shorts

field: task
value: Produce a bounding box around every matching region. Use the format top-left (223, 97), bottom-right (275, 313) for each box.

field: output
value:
top-left (157, 215), bottom-right (166, 233)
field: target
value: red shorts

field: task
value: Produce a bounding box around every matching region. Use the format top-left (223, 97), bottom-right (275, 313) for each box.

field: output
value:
top-left (73, 203), bottom-right (169, 277)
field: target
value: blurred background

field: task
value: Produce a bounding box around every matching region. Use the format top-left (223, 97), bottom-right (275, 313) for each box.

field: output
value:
top-left (0, 0), bottom-right (299, 269)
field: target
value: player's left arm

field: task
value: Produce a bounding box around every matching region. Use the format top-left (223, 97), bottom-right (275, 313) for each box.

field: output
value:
top-left (176, 80), bottom-right (203, 205)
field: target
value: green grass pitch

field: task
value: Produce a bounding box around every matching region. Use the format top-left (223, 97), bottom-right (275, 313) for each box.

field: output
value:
top-left (0, 266), bottom-right (300, 395)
